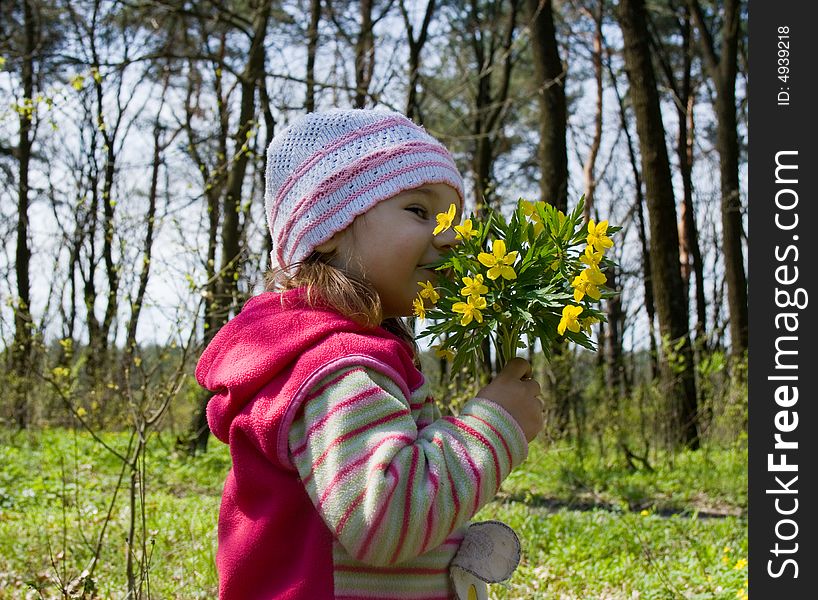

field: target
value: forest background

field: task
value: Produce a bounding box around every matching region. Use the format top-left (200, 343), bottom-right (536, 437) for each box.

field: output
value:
top-left (0, 0), bottom-right (748, 598)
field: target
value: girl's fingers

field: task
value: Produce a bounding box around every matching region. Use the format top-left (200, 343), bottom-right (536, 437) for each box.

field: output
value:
top-left (500, 357), bottom-right (532, 381)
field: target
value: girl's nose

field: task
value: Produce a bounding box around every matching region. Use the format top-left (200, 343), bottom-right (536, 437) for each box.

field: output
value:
top-left (433, 225), bottom-right (458, 251)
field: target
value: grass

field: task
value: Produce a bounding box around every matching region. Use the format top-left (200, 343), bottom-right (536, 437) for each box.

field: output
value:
top-left (475, 441), bottom-right (747, 599)
top-left (0, 429), bottom-right (747, 599)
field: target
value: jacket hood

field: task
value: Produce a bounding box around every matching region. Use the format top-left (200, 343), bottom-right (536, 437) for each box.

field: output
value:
top-left (195, 288), bottom-right (413, 443)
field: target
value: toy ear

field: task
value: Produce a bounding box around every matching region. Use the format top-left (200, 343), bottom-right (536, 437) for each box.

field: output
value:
top-left (451, 521), bottom-right (521, 583)
top-left (451, 567), bottom-right (488, 600)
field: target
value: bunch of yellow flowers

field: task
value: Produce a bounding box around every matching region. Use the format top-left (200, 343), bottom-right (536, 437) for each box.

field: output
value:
top-left (414, 198), bottom-right (618, 373)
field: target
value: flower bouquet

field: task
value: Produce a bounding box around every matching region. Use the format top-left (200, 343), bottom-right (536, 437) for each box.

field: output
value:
top-left (414, 198), bottom-right (619, 374)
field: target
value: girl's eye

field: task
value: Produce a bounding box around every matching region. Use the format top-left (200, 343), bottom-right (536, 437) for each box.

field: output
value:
top-left (407, 206), bottom-right (429, 219)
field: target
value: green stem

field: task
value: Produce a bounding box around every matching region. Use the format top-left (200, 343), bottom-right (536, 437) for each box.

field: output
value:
top-left (497, 322), bottom-right (522, 367)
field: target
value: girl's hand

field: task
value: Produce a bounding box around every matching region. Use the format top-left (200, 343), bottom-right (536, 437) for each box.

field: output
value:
top-left (477, 357), bottom-right (544, 442)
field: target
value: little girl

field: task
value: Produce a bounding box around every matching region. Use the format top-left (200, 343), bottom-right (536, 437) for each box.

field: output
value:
top-left (196, 108), bottom-right (544, 600)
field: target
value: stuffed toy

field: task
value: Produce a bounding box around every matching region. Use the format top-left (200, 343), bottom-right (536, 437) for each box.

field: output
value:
top-left (450, 521), bottom-right (521, 600)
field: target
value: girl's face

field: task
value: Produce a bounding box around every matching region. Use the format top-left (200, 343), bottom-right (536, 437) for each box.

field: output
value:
top-left (324, 183), bottom-right (461, 319)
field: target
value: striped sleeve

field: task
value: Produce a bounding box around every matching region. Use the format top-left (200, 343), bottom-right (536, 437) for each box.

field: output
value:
top-left (287, 365), bottom-right (528, 567)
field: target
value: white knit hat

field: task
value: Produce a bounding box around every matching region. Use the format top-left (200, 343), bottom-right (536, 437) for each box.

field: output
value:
top-left (265, 108), bottom-right (464, 270)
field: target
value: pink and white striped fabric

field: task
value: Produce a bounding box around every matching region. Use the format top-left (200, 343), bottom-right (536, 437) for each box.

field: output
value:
top-left (265, 109), bottom-right (464, 270)
top-left (288, 366), bottom-right (527, 598)
top-left (196, 288), bottom-right (528, 599)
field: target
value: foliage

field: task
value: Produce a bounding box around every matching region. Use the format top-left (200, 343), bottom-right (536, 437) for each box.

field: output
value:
top-left (416, 198), bottom-right (619, 373)
top-left (0, 429), bottom-right (224, 599)
top-left (0, 428), bottom-right (746, 599)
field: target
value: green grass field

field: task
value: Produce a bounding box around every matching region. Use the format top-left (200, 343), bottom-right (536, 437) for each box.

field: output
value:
top-left (0, 429), bottom-right (747, 599)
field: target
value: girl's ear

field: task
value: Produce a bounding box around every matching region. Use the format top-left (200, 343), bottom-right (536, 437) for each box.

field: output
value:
top-left (314, 231), bottom-right (344, 253)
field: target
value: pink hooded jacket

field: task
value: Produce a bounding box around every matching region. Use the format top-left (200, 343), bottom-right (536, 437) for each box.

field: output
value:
top-left (196, 288), bottom-right (423, 599)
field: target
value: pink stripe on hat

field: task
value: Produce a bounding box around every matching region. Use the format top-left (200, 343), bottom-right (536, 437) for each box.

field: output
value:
top-left (276, 140), bottom-right (460, 264)
top-left (285, 158), bottom-right (462, 266)
top-left (268, 115), bottom-right (411, 232)
top-left (264, 109), bottom-right (465, 270)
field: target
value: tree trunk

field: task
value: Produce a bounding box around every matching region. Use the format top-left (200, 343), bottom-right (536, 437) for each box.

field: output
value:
top-left (525, 0), bottom-right (571, 430)
top-left (607, 41), bottom-right (662, 380)
top-left (689, 0), bottom-right (747, 357)
top-left (188, 2), bottom-right (272, 453)
top-left (469, 0), bottom-right (518, 214)
top-left (652, 2), bottom-right (708, 350)
top-left (607, 41), bottom-right (658, 378)
top-left (526, 0), bottom-right (568, 212)
top-left (82, 6), bottom-right (129, 382)
top-left (354, 0), bottom-right (375, 108)
top-left (466, 0), bottom-right (519, 376)
top-left (618, 0), bottom-right (699, 448)
top-left (400, 0), bottom-right (437, 121)
top-left (580, 0), bottom-right (603, 221)
top-left (96, 84), bottom-right (119, 371)
top-left (306, 0), bottom-right (321, 112)
top-left (580, 1), bottom-right (625, 404)
top-left (123, 115), bottom-right (165, 372)
top-left (12, 0), bottom-right (36, 429)
top-left (219, 5), bottom-right (269, 317)
top-left (81, 165), bottom-right (103, 381)
top-left (683, 93), bottom-right (708, 348)
top-left (677, 83), bottom-right (707, 347)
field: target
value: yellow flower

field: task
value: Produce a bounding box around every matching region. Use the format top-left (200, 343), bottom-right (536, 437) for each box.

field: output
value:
top-left (433, 345), bottom-right (456, 361)
top-left (478, 239), bottom-right (518, 280)
top-left (558, 304), bottom-right (583, 335)
top-left (418, 280), bottom-right (439, 304)
top-left (460, 274), bottom-right (488, 298)
top-left (412, 296), bottom-right (426, 320)
top-left (520, 200), bottom-right (546, 236)
top-left (640, 509), bottom-right (650, 517)
top-left (52, 366), bottom-right (70, 379)
top-left (581, 316), bottom-right (600, 333)
top-left (454, 219), bottom-right (476, 240)
top-left (70, 74), bottom-right (85, 91)
top-left (733, 558), bottom-right (748, 570)
top-left (433, 203), bottom-right (457, 235)
top-left (571, 267), bottom-right (607, 302)
top-left (452, 295), bottom-right (487, 326)
top-left (587, 219), bottom-right (613, 252)
top-left (580, 245), bottom-right (604, 268)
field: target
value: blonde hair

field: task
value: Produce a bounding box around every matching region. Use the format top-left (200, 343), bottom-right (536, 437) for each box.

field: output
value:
top-left (265, 252), bottom-right (416, 348)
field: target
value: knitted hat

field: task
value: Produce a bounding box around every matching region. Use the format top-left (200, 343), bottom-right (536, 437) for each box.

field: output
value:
top-left (265, 108), bottom-right (464, 270)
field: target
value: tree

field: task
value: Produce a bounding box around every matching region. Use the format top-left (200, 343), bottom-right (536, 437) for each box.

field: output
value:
top-left (617, 0), bottom-right (699, 448)
top-left (399, 0), bottom-right (437, 120)
top-left (181, 0), bottom-right (273, 453)
top-left (524, 0), bottom-right (573, 432)
top-left (466, 0), bottom-right (520, 212)
top-left (60, 0), bottom-right (149, 383)
top-left (605, 39), bottom-right (659, 379)
top-left (11, 0), bottom-right (36, 428)
top-left (306, 0), bottom-right (322, 112)
top-left (2, 0), bottom-right (66, 427)
top-left (649, 0), bottom-right (708, 351)
top-left (689, 0), bottom-right (747, 358)
top-left (326, 0), bottom-right (393, 107)
top-left (525, 0), bottom-right (567, 212)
